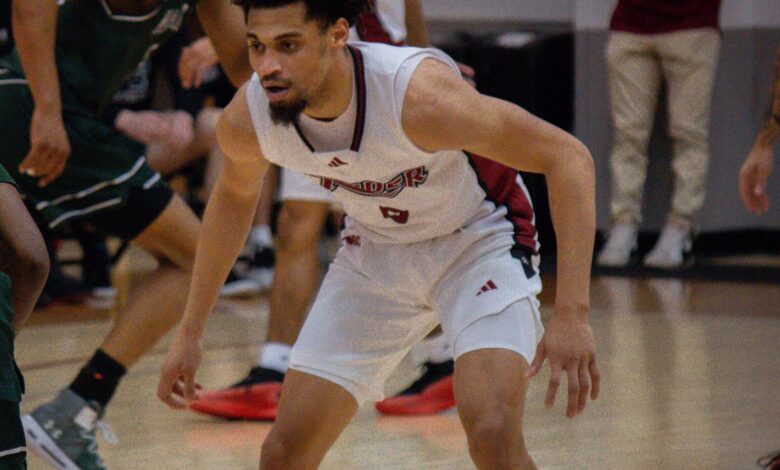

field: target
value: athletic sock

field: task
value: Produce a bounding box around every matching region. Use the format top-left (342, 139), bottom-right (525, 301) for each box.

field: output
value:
top-left (68, 349), bottom-right (127, 408)
top-left (250, 225), bottom-right (274, 249)
top-left (256, 342), bottom-right (292, 374)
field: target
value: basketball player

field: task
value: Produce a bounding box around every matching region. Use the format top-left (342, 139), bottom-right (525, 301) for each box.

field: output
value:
top-left (0, 0), bottom-right (250, 467)
top-left (190, 0), bottom-right (473, 421)
top-left (0, 163), bottom-right (49, 470)
top-left (158, 1), bottom-right (600, 468)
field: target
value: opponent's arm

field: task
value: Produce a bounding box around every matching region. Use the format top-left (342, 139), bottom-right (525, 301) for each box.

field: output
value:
top-left (740, 46), bottom-right (780, 215)
top-left (12, 0), bottom-right (70, 186)
top-left (0, 184), bottom-right (49, 332)
top-left (403, 0), bottom-right (428, 47)
top-left (196, 0), bottom-right (252, 87)
top-left (158, 85), bottom-right (269, 409)
top-left (403, 59), bottom-right (599, 418)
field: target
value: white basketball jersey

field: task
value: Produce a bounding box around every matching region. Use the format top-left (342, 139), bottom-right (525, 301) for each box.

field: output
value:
top-left (246, 42), bottom-right (537, 250)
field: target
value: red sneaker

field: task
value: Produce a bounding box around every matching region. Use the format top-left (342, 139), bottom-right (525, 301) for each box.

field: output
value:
top-left (376, 360), bottom-right (455, 416)
top-left (189, 367), bottom-right (285, 421)
top-left (190, 382), bottom-right (282, 421)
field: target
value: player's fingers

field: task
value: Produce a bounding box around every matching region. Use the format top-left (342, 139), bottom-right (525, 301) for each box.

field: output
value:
top-left (157, 370), bottom-right (187, 410)
top-left (19, 146), bottom-right (49, 176)
top-left (566, 365), bottom-right (579, 418)
top-left (183, 371), bottom-right (198, 403)
top-left (525, 342), bottom-right (546, 378)
top-left (589, 358), bottom-right (601, 401)
top-left (577, 362), bottom-right (590, 414)
top-left (38, 158), bottom-right (67, 187)
top-left (544, 362), bottom-right (562, 409)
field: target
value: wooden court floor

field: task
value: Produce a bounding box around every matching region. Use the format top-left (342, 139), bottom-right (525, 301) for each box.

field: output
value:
top-left (15, 246), bottom-right (780, 469)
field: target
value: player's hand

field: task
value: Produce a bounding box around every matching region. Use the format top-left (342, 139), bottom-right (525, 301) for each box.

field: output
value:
top-left (526, 306), bottom-right (600, 418)
top-left (163, 111), bottom-right (195, 153)
top-left (739, 143), bottom-right (774, 215)
top-left (157, 329), bottom-right (203, 410)
top-left (19, 108), bottom-right (71, 187)
top-left (179, 37), bottom-right (219, 89)
top-left (457, 62), bottom-right (476, 88)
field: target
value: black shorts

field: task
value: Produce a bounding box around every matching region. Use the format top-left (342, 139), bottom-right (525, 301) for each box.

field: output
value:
top-left (83, 185), bottom-right (174, 241)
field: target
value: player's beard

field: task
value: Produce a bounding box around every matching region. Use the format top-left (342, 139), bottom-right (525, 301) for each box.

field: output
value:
top-left (269, 98), bottom-right (307, 126)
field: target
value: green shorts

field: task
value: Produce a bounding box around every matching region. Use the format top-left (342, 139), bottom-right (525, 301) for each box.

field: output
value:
top-left (0, 164), bottom-right (15, 188)
top-left (0, 272), bottom-right (25, 468)
top-left (0, 74), bottom-right (173, 241)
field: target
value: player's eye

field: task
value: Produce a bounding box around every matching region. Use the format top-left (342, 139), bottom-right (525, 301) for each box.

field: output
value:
top-left (280, 41), bottom-right (299, 52)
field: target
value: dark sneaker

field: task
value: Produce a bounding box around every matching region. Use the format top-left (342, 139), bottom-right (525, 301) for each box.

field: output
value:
top-left (376, 360), bottom-right (455, 416)
top-left (22, 389), bottom-right (116, 470)
top-left (190, 367), bottom-right (284, 421)
top-left (248, 245), bottom-right (275, 290)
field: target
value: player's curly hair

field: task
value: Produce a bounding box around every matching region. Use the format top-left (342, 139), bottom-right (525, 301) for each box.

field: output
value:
top-left (232, 0), bottom-right (370, 28)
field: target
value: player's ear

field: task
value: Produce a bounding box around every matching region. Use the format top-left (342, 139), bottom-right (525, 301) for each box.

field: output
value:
top-left (330, 18), bottom-right (350, 47)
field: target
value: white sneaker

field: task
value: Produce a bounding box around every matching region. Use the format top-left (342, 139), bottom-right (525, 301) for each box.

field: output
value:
top-left (596, 223), bottom-right (638, 267)
top-left (643, 222), bottom-right (692, 269)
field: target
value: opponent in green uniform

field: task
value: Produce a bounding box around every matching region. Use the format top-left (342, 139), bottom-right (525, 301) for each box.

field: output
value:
top-left (0, 1), bottom-right (250, 468)
top-left (0, 163), bottom-right (49, 470)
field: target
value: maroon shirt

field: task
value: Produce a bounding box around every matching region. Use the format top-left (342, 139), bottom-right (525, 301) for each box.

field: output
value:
top-left (610, 0), bottom-right (722, 34)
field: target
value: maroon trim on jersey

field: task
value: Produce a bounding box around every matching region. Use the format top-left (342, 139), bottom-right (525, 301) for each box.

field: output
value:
top-left (464, 151), bottom-right (538, 254)
top-left (348, 46), bottom-right (367, 152)
top-left (291, 47), bottom-right (367, 153)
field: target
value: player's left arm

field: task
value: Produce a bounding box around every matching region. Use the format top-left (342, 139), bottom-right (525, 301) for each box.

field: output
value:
top-left (403, 58), bottom-right (599, 418)
top-left (196, 0), bottom-right (252, 87)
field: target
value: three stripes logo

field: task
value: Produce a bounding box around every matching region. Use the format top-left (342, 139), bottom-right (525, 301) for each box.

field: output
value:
top-left (328, 157), bottom-right (348, 168)
top-left (476, 280), bottom-right (498, 296)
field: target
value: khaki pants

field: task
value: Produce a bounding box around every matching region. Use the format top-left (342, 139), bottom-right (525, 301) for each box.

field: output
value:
top-left (606, 28), bottom-right (720, 226)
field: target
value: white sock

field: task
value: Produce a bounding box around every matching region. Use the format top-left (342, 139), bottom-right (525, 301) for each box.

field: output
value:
top-left (257, 342), bottom-right (292, 373)
top-left (418, 334), bottom-right (452, 364)
top-left (250, 225), bottom-right (273, 249)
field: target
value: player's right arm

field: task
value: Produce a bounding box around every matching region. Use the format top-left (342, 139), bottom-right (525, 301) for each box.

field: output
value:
top-left (12, 0), bottom-right (71, 187)
top-left (157, 84), bottom-right (270, 409)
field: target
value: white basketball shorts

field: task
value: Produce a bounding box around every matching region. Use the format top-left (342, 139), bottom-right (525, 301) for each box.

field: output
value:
top-left (289, 208), bottom-right (544, 404)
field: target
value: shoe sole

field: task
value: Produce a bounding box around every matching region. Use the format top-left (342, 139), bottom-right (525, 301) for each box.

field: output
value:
top-left (220, 281), bottom-right (263, 298)
top-left (22, 414), bottom-right (80, 470)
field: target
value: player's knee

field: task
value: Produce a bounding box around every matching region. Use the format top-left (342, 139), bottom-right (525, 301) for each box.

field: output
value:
top-left (260, 434), bottom-right (295, 470)
top-left (464, 413), bottom-right (524, 466)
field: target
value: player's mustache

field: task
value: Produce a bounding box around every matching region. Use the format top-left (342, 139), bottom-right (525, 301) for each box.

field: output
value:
top-left (260, 73), bottom-right (291, 87)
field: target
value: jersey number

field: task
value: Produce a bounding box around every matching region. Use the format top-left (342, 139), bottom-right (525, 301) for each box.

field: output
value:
top-left (380, 206), bottom-right (409, 224)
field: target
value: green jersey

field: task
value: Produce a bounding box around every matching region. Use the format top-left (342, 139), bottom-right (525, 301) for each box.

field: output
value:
top-left (0, 0), bottom-right (197, 114)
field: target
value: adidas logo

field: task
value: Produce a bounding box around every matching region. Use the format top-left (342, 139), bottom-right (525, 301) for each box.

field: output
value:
top-left (476, 280), bottom-right (497, 296)
top-left (328, 157), bottom-right (348, 168)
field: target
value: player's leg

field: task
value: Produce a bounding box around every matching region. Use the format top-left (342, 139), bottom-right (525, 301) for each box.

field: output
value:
top-left (451, 299), bottom-right (543, 469)
top-left (598, 32), bottom-right (662, 267)
top-left (97, 193), bottom-right (198, 365)
top-left (643, 29), bottom-right (720, 268)
top-left (260, 247), bottom-right (436, 467)
top-left (260, 371), bottom-right (358, 470)
top-left (18, 107), bottom-right (200, 468)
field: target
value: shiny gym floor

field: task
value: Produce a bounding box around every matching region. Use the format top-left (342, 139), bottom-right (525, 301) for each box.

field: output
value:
top-left (16, 245), bottom-right (780, 469)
